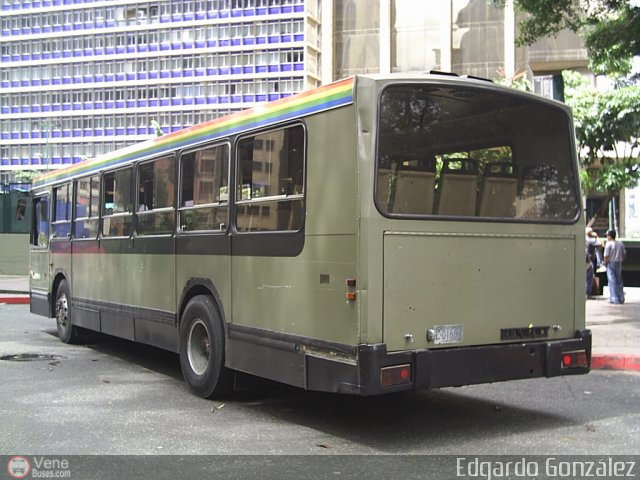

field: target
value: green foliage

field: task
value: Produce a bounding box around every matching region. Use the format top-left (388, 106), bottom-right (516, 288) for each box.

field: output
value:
top-left (584, 3), bottom-right (640, 76)
top-left (12, 170), bottom-right (39, 184)
top-left (496, 0), bottom-right (583, 44)
top-left (495, 68), bottom-right (533, 91)
top-left (493, 0), bottom-right (640, 77)
top-left (562, 70), bottom-right (640, 196)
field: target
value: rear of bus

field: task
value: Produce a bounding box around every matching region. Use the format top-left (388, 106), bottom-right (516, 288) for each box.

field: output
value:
top-left (353, 74), bottom-right (590, 394)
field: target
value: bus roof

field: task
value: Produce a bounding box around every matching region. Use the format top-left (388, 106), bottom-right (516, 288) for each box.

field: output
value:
top-left (30, 72), bottom-right (565, 191)
top-left (31, 76), bottom-right (355, 190)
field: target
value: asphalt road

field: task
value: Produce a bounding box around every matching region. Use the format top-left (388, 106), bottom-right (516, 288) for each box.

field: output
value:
top-left (1, 305), bottom-right (638, 478)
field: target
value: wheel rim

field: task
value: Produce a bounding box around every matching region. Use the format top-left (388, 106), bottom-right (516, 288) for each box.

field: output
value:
top-left (187, 319), bottom-right (210, 376)
top-left (56, 293), bottom-right (69, 329)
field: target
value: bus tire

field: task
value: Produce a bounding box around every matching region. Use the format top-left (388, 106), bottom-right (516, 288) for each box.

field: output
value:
top-left (55, 279), bottom-right (81, 344)
top-left (179, 295), bottom-right (233, 399)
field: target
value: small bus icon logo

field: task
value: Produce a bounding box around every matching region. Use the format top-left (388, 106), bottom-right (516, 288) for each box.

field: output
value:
top-left (7, 456), bottom-right (31, 479)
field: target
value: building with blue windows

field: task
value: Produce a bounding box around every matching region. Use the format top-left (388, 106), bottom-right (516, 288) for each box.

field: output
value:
top-left (1, 0), bottom-right (319, 180)
top-left (1, 0), bottom-right (591, 184)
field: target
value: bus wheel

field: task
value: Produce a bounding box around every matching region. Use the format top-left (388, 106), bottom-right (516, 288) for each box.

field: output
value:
top-left (55, 279), bottom-right (81, 344)
top-left (179, 295), bottom-right (233, 399)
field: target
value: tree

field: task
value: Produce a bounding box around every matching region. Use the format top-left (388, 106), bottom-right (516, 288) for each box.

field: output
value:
top-left (13, 170), bottom-right (39, 184)
top-left (493, 0), bottom-right (640, 77)
top-left (562, 70), bottom-right (640, 223)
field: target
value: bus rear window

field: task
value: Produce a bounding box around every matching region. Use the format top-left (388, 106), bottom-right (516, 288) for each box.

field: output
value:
top-left (376, 85), bottom-right (579, 221)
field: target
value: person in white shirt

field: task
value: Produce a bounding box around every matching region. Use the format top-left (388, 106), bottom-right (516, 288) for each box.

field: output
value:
top-left (603, 229), bottom-right (626, 304)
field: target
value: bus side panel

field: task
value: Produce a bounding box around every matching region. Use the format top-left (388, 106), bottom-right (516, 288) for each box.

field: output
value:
top-left (50, 241), bottom-right (72, 297)
top-left (382, 231), bottom-right (577, 351)
top-left (227, 106), bottom-right (360, 385)
top-left (230, 106), bottom-right (359, 340)
top-left (96, 242), bottom-right (131, 338)
top-left (229, 235), bottom-right (358, 342)
top-left (175, 240), bottom-right (231, 328)
top-left (71, 239), bottom-right (102, 331)
top-left (130, 238), bottom-right (176, 346)
top-left (95, 247), bottom-right (178, 348)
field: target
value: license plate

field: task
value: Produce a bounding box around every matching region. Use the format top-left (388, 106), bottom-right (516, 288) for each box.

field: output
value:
top-left (430, 324), bottom-right (464, 345)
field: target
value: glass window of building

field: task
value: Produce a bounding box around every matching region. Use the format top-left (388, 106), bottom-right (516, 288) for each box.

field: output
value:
top-left (334, 0), bottom-right (380, 78)
top-left (392, 0), bottom-right (443, 72)
top-left (451, 0), bottom-right (504, 78)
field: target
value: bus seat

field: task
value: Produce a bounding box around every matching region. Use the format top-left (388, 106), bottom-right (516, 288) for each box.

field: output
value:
top-left (437, 158), bottom-right (478, 216)
top-left (478, 162), bottom-right (517, 217)
top-left (392, 164), bottom-right (436, 214)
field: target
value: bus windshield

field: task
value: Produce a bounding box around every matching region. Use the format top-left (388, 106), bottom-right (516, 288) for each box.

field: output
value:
top-left (376, 84), bottom-right (580, 221)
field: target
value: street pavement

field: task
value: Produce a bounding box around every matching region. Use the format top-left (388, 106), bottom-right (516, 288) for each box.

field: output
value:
top-left (1, 275), bottom-right (638, 372)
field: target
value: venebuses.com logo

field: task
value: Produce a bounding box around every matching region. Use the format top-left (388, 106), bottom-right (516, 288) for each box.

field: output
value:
top-left (6, 456), bottom-right (71, 479)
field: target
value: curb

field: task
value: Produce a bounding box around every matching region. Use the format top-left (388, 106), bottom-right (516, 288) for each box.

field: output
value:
top-left (591, 353), bottom-right (640, 372)
top-left (0, 295), bottom-right (30, 305)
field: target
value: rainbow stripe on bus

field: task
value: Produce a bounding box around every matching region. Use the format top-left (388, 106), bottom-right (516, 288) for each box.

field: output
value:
top-left (32, 77), bottom-right (354, 189)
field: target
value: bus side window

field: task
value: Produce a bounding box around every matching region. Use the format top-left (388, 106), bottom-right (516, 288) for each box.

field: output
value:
top-left (235, 124), bottom-right (305, 232)
top-left (102, 167), bottom-right (133, 237)
top-left (74, 175), bottom-right (100, 239)
top-left (51, 183), bottom-right (72, 238)
top-left (136, 156), bottom-right (175, 236)
top-left (31, 195), bottom-right (50, 247)
top-left (179, 144), bottom-right (229, 232)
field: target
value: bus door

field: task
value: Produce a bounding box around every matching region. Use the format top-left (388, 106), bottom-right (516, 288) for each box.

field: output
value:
top-left (29, 193), bottom-right (51, 316)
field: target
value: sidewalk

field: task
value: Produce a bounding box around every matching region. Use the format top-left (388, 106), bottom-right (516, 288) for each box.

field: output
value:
top-left (0, 274), bottom-right (29, 304)
top-left (586, 286), bottom-right (640, 372)
top-left (0, 275), bottom-right (638, 372)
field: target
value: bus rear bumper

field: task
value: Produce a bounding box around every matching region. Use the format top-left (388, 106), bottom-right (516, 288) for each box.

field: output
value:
top-left (318, 330), bottom-right (592, 395)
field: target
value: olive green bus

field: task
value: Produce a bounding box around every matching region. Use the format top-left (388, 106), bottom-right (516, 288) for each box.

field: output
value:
top-left (29, 73), bottom-right (591, 398)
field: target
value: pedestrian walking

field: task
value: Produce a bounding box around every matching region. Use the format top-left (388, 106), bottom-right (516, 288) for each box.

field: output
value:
top-left (603, 229), bottom-right (626, 304)
top-left (586, 251), bottom-right (595, 299)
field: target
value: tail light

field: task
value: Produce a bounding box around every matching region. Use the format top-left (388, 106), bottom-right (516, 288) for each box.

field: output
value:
top-left (380, 364), bottom-right (412, 386)
top-left (562, 350), bottom-right (588, 369)
top-left (345, 278), bottom-right (356, 301)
